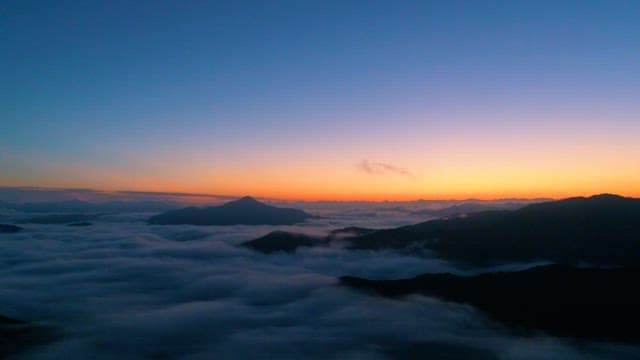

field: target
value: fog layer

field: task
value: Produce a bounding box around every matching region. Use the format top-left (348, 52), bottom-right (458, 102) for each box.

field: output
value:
top-left (1, 211), bottom-right (637, 359)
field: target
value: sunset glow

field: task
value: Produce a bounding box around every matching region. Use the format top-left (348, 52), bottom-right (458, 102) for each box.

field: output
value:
top-left (3, 3), bottom-right (640, 358)
top-left (2, 1), bottom-right (639, 201)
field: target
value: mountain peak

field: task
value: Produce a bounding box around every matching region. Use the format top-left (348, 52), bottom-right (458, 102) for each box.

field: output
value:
top-left (589, 193), bottom-right (625, 200)
top-left (231, 196), bottom-right (262, 205)
top-left (148, 195), bottom-right (311, 225)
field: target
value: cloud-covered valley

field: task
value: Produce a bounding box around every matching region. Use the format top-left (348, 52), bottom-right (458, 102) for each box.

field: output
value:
top-left (1, 209), bottom-right (639, 359)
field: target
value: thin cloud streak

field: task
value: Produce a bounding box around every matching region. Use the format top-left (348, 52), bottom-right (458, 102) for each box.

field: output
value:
top-left (357, 160), bottom-right (415, 178)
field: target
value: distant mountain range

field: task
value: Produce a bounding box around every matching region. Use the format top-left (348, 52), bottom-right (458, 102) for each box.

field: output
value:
top-left (408, 201), bottom-right (529, 218)
top-left (0, 199), bottom-right (179, 213)
top-left (341, 264), bottom-right (640, 342)
top-left (243, 194), bottom-right (640, 266)
top-left (148, 196), bottom-right (313, 225)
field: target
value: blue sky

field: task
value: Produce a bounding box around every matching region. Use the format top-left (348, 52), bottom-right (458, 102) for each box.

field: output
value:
top-left (2, 1), bottom-right (639, 199)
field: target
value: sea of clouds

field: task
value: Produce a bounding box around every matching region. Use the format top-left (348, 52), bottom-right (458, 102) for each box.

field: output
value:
top-left (1, 208), bottom-right (639, 359)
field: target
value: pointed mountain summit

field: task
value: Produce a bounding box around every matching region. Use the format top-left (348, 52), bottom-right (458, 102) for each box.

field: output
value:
top-left (221, 196), bottom-right (265, 208)
top-left (237, 196), bottom-right (260, 202)
top-left (148, 196), bottom-right (312, 225)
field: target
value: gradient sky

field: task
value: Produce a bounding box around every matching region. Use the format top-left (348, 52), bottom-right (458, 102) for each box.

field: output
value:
top-left (2, 1), bottom-right (639, 200)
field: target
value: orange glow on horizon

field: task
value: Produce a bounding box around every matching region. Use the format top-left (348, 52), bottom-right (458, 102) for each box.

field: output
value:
top-left (3, 124), bottom-right (639, 203)
top-left (7, 182), bottom-right (635, 203)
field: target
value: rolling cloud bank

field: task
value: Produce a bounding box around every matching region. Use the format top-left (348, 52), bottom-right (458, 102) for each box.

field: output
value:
top-left (1, 202), bottom-right (639, 359)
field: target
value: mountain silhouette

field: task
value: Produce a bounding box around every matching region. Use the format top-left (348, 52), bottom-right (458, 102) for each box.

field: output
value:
top-left (346, 194), bottom-right (640, 265)
top-left (148, 196), bottom-right (312, 225)
top-left (409, 201), bottom-right (531, 218)
top-left (0, 199), bottom-right (180, 213)
top-left (0, 224), bottom-right (23, 233)
top-left (241, 226), bottom-right (376, 253)
top-left (242, 231), bottom-right (321, 253)
top-left (341, 264), bottom-right (640, 342)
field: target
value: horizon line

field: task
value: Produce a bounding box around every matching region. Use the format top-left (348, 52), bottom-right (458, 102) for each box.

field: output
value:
top-left (0, 185), bottom-right (620, 203)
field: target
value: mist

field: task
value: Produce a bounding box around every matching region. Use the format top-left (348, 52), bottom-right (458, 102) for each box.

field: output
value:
top-left (2, 207), bottom-right (638, 359)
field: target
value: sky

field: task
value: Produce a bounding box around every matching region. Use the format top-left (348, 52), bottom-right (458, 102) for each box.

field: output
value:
top-left (2, 0), bottom-right (639, 200)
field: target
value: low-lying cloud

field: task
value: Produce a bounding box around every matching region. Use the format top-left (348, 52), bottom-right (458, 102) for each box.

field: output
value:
top-left (0, 210), bottom-right (638, 359)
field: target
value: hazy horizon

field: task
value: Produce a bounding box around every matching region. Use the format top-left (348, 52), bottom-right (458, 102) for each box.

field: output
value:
top-left (0, 184), bottom-right (575, 204)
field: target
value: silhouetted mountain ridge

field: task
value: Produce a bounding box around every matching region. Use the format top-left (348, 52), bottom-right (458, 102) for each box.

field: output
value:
top-left (148, 196), bottom-right (312, 225)
top-left (341, 264), bottom-right (640, 342)
top-left (346, 194), bottom-right (640, 265)
top-left (242, 231), bottom-right (321, 253)
top-left (409, 201), bottom-right (529, 218)
top-left (241, 226), bottom-right (377, 253)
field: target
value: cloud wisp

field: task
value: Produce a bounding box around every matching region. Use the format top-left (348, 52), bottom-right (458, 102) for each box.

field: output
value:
top-left (357, 160), bottom-right (415, 178)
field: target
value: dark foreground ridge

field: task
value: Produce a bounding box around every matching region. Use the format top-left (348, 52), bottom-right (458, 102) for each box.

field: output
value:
top-left (0, 224), bottom-right (24, 233)
top-left (148, 196), bottom-right (312, 225)
top-left (341, 264), bottom-right (640, 342)
top-left (346, 194), bottom-right (640, 266)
